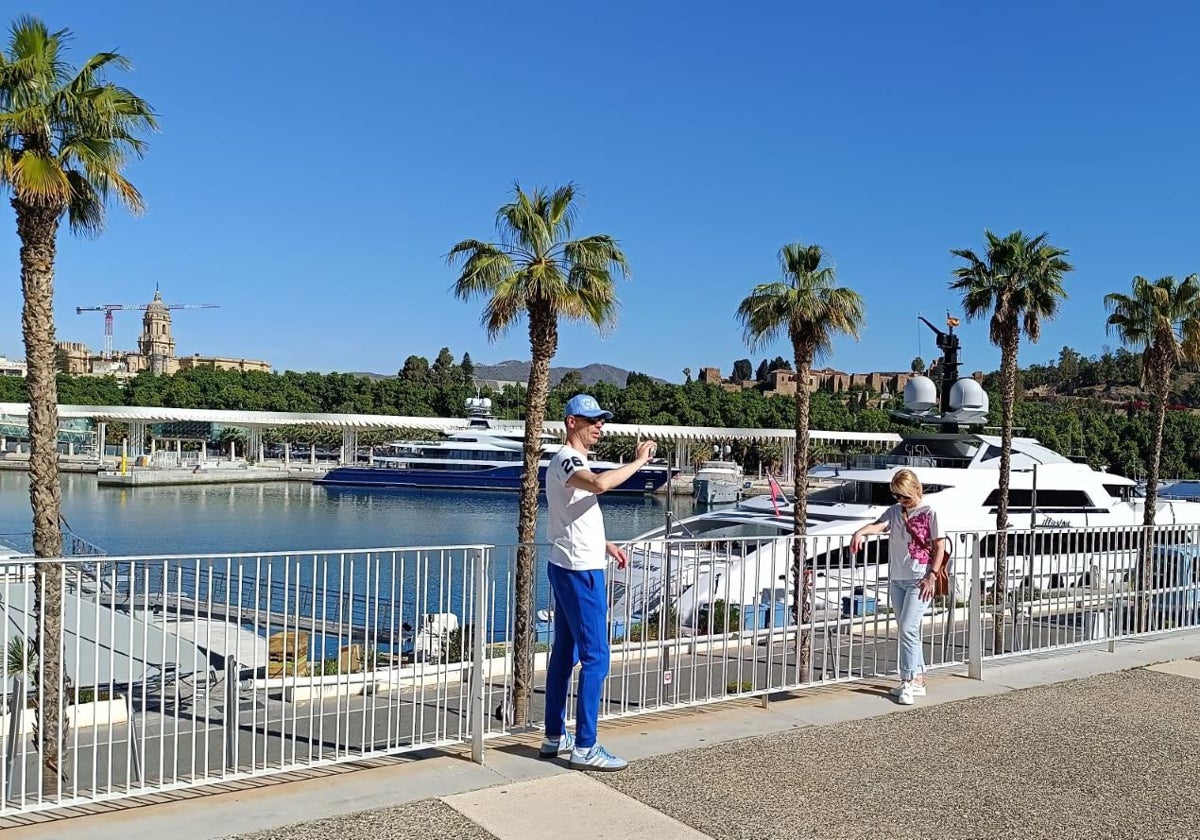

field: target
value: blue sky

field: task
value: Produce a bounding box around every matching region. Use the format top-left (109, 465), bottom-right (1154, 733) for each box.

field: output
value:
top-left (3, 1), bottom-right (1198, 382)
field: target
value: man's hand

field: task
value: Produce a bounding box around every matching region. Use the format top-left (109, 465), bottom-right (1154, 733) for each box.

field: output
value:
top-left (607, 541), bottom-right (628, 570)
top-left (635, 439), bottom-right (657, 463)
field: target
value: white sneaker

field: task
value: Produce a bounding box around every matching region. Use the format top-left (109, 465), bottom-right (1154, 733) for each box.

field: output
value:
top-left (895, 681), bottom-right (917, 705)
top-left (889, 681), bottom-right (926, 698)
top-left (538, 732), bottom-right (574, 758)
top-left (569, 744), bottom-right (628, 772)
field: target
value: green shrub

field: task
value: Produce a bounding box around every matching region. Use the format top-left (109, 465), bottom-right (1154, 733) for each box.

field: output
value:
top-left (444, 627), bottom-right (473, 663)
top-left (696, 600), bottom-right (741, 636)
top-left (647, 608), bottom-right (681, 640)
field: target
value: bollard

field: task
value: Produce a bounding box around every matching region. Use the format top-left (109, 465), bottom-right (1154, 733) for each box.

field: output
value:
top-left (968, 537), bottom-right (983, 680)
top-left (470, 550), bottom-right (488, 765)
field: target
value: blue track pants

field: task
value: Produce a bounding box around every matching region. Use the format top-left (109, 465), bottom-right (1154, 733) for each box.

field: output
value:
top-left (544, 564), bottom-right (609, 749)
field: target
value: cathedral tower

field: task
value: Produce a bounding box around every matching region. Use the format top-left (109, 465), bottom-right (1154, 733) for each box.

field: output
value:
top-left (138, 289), bottom-right (176, 374)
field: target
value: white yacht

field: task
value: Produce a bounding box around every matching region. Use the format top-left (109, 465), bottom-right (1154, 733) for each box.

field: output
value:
top-left (692, 460), bottom-right (745, 505)
top-left (317, 398), bottom-right (673, 495)
top-left (612, 319), bottom-right (1200, 632)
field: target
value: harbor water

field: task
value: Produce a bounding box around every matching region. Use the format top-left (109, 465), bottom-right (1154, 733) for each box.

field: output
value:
top-left (0, 472), bottom-right (701, 556)
top-left (0, 472), bottom-right (710, 650)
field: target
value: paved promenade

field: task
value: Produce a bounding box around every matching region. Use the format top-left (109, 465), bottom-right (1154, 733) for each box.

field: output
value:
top-left (6, 632), bottom-right (1199, 840)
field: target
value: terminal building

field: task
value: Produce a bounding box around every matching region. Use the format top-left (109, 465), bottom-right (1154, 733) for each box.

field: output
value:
top-left (57, 290), bottom-right (270, 377)
top-left (0, 355), bottom-right (26, 378)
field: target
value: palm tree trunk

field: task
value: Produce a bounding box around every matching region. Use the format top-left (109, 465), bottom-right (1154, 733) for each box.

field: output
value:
top-left (1139, 351), bottom-right (1170, 631)
top-left (992, 327), bottom-right (1019, 655)
top-left (511, 307), bottom-right (557, 726)
top-left (792, 344), bottom-right (814, 681)
top-left (15, 198), bottom-right (67, 794)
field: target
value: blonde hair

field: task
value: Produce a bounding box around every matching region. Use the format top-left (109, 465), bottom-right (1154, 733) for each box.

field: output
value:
top-left (890, 468), bottom-right (922, 501)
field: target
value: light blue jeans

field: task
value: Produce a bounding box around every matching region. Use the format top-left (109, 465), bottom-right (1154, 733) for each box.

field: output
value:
top-left (889, 578), bottom-right (930, 681)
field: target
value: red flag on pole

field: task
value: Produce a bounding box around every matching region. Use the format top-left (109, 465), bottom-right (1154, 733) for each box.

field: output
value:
top-left (767, 470), bottom-right (784, 517)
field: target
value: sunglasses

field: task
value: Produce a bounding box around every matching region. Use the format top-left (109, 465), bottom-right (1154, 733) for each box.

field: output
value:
top-left (893, 493), bottom-right (912, 502)
top-left (575, 416), bottom-right (606, 426)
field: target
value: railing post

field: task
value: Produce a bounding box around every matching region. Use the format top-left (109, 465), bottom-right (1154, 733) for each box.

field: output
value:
top-left (6, 675), bottom-right (24, 801)
top-left (968, 535), bottom-right (984, 680)
top-left (224, 658), bottom-right (239, 771)
top-left (126, 693), bottom-right (143, 785)
top-left (470, 548), bottom-right (488, 765)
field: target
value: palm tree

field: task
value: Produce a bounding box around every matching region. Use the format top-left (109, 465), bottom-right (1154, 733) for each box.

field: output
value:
top-left (449, 183), bottom-right (628, 725)
top-left (1105, 275), bottom-right (1200, 627)
top-left (1, 16), bottom-right (156, 791)
top-left (950, 231), bottom-right (1072, 653)
top-left (736, 243), bottom-right (864, 678)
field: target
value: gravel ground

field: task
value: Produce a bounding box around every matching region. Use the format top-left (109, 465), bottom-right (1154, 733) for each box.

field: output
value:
top-left (598, 669), bottom-right (1200, 840)
top-left (222, 799), bottom-right (498, 840)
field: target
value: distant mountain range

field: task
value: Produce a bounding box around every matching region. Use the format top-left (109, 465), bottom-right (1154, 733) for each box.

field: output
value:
top-left (349, 361), bottom-right (663, 387)
top-left (471, 361), bottom-right (662, 387)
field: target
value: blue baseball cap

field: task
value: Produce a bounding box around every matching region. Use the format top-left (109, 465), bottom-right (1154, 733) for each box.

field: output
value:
top-left (564, 394), bottom-right (613, 421)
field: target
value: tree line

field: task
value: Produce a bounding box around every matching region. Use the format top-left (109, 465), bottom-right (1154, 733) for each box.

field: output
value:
top-left (7, 348), bottom-right (1200, 480)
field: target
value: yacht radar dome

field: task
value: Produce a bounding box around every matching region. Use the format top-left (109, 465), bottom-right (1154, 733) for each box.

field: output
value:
top-left (949, 378), bottom-right (988, 413)
top-left (903, 376), bottom-right (937, 413)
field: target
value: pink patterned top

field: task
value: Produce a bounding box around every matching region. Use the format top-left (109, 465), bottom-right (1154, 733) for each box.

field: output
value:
top-left (877, 503), bottom-right (941, 580)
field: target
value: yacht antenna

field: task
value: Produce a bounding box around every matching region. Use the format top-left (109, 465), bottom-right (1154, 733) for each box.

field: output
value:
top-left (917, 313), bottom-right (962, 433)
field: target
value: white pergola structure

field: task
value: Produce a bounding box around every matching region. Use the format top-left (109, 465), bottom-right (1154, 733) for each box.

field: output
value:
top-left (597, 422), bottom-right (900, 481)
top-left (0, 403), bottom-right (900, 478)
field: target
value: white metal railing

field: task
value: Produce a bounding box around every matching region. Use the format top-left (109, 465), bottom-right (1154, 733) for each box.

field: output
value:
top-left (0, 546), bottom-right (493, 815)
top-left (3, 522), bottom-right (1199, 816)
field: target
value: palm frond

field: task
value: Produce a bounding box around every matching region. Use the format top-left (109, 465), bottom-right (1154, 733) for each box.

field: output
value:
top-left (497, 183), bottom-right (551, 257)
top-left (481, 274), bottom-right (528, 339)
top-left (64, 168), bottom-right (105, 234)
top-left (950, 229), bottom-right (1071, 350)
top-left (546, 183), bottom-right (578, 243)
top-left (447, 240), bottom-right (515, 301)
top-left (736, 282), bottom-right (792, 350)
top-left (450, 184), bottom-right (628, 345)
top-left (1, 17), bottom-right (154, 226)
top-left (9, 149), bottom-right (71, 205)
top-left (737, 242), bottom-right (864, 358)
top-left (1107, 273), bottom-right (1200, 379)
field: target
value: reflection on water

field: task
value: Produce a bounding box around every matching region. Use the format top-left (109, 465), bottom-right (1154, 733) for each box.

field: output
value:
top-left (0, 471), bottom-right (700, 556)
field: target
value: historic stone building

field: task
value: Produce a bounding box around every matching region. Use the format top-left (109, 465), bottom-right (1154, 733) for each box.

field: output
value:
top-left (699, 363), bottom-right (977, 399)
top-left (56, 289), bottom-right (270, 377)
top-left (176, 354), bottom-right (271, 373)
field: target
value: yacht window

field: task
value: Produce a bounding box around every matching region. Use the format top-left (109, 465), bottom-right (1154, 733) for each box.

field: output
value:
top-left (982, 489), bottom-right (1096, 510)
top-left (820, 482), bottom-right (948, 506)
top-left (869, 483), bottom-right (895, 506)
top-left (884, 437), bottom-right (980, 469)
top-left (980, 527), bottom-right (1137, 558)
top-left (1103, 483), bottom-right (1132, 502)
top-left (824, 482), bottom-right (903, 506)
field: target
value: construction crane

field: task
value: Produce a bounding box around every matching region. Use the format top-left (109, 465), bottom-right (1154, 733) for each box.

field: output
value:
top-left (76, 299), bottom-right (220, 358)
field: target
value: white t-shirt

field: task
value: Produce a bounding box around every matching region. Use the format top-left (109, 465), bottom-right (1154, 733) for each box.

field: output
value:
top-left (546, 445), bottom-right (608, 571)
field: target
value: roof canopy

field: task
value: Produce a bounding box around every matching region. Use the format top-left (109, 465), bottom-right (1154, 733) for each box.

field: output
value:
top-left (0, 403), bottom-right (900, 446)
